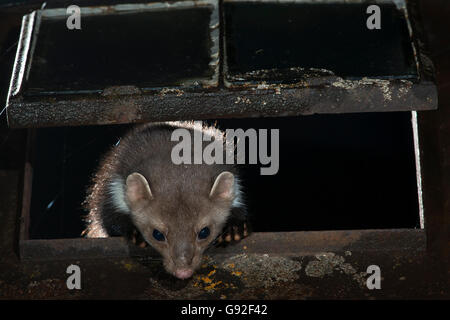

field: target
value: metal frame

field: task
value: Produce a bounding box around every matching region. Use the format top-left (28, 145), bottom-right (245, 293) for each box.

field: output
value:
top-left (13, 0), bottom-right (435, 261)
top-left (18, 112), bottom-right (427, 261)
top-left (5, 0), bottom-right (438, 128)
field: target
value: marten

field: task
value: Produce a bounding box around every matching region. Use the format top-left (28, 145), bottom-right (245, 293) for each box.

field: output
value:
top-left (83, 121), bottom-right (248, 279)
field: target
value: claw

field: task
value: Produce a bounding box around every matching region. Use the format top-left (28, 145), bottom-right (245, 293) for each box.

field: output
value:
top-left (243, 223), bottom-right (248, 237)
top-left (233, 226), bottom-right (241, 241)
top-left (131, 230), bottom-right (137, 245)
top-left (216, 219), bottom-right (251, 247)
top-left (139, 241), bottom-right (148, 248)
top-left (131, 229), bottom-right (148, 247)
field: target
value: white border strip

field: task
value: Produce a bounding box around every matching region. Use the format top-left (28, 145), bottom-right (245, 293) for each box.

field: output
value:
top-left (412, 111), bottom-right (425, 229)
top-left (7, 11), bottom-right (36, 98)
top-left (41, 1), bottom-right (217, 18)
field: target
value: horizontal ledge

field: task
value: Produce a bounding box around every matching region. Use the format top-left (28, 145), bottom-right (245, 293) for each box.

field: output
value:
top-left (7, 80), bottom-right (437, 128)
top-left (208, 228), bottom-right (426, 256)
top-left (19, 228), bottom-right (426, 261)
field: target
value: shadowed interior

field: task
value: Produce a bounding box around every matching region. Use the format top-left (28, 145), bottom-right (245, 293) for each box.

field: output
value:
top-left (29, 112), bottom-right (420, 239)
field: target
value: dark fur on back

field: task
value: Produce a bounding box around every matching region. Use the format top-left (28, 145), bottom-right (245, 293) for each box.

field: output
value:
top-left (83, 121), bottom-right (245, 240)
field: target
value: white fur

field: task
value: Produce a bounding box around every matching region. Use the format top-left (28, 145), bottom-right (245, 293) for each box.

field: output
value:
top-left (108, 177), bottom-right (130, 213)
top-left (232, 176), bottom-right (245, 209)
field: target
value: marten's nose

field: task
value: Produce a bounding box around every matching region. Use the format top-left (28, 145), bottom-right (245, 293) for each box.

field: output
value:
top-left (173, 242), bottom-right (194, 266)
top-left (178, 254), bottom-right (193, 265)
top-left (174, 268), bottom-right (193, 279)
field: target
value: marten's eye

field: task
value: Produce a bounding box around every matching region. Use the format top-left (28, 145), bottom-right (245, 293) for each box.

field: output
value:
top-left (198, 227), bottom-right (210, 240)
top-left (152, 229), bottom-right (165, 241)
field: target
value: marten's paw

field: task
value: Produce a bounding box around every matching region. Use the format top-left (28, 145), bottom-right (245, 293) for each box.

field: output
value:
top-left (132, 229), bottom-right (148, 248)
top-left (216, 217), bottom-right (250, 246)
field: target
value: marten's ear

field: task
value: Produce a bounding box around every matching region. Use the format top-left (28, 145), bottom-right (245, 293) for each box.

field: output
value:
top-left (126, 173), bottom-right (153, 209)
top-left (209, 171), bottom-right (235, 202)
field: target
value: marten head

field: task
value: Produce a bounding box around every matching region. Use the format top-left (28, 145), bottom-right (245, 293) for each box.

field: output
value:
top-left (124, 171), bottom-right (238, 279)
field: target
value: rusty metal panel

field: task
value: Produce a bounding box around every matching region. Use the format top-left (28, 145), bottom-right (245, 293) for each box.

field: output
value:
top-left (6, 0), bottom-right (221, 127)
top-left (6, 0), bottom-right (438, 128)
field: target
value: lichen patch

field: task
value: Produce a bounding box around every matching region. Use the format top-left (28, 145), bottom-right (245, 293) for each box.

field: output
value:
top-left (220, 254), bottom-right (303, 288)
top-left (305, 252), bottom-right (366, 287)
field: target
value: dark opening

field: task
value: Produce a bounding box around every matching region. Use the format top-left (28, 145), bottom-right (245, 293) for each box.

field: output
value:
top-left (26, 7), bottom-right (214, 95)
top-left (28, 112), bottom-right (420, 239)
top-left (224, 2), bottom-right (418, 83)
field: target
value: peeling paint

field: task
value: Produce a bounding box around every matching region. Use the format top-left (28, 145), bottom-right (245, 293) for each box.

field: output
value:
top-left (158, 88), bottom-right (185, 97)
top-left (331, 77), bottom-right (394, 101)
top-left (234, 96), bottom-right (251, 104)
top-left (398, 79), bottom-right (413, 98)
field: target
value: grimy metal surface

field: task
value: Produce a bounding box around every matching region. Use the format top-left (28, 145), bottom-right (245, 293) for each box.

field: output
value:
top-left (5, 0), bottom-right (438, 128)
top-left (7, 80), bottom-right (438, 128)
top-left (19, 229), bottom-right (426, 261)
